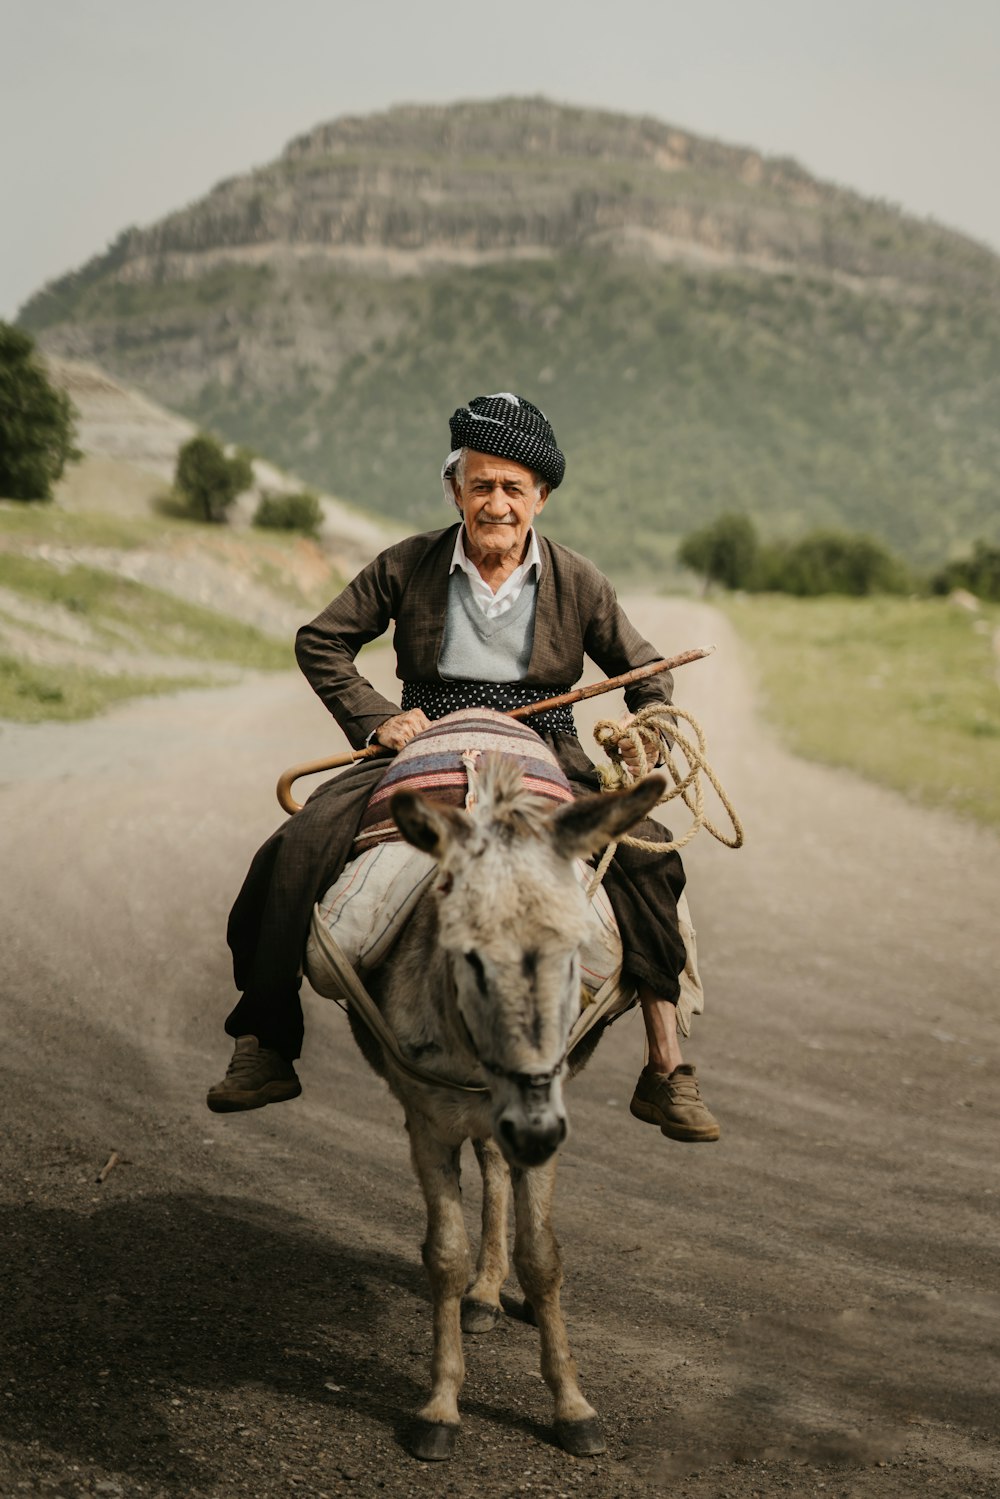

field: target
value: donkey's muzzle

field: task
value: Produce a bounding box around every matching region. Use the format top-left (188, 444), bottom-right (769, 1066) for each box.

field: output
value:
top-left (498, 1114), bottom-right (567, 1168)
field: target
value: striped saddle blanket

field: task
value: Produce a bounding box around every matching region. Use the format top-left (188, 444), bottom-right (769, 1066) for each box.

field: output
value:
top-left (307, 706), bottom-right (706, 1036)
top-left (351, 708), bottom-right (574, 857)
top-left (308, 708), bottom-right (625, 1004)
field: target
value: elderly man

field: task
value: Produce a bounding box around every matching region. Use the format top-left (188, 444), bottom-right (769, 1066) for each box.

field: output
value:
top-left (209, 393), bottom-right (719, 1143)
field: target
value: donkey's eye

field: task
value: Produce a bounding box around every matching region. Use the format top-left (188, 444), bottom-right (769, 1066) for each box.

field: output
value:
top-left (464, 951), bottom-right (487, 991)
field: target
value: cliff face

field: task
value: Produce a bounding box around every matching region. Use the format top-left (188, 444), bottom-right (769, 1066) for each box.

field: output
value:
top-left (117, 101), bottom-right (829, 265)
top-left (33, 97), bottom-right (994, 288)
top-left (19, 97), bottom-right (1000, 572)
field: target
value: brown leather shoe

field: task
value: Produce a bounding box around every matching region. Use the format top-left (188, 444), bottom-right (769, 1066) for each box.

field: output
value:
top-left (206, 1036), bottom-right (302, 1113)
top-left (629, 1063), bottom-right (720, 1142)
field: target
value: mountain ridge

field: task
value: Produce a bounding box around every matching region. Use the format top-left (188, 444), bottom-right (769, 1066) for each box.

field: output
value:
top-left (24, 96), bottom-right (998, 304)
top-left (19, 96), bottom-right (1000, 574)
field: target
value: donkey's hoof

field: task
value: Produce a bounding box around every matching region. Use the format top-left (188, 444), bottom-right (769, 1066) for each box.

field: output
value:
top-left (408, 1418), bottom-right (459, 1462)
top-left (461, 1296), bottom-right (503, 1333)
top-left (554, 1416), bottom-right (607, 1457)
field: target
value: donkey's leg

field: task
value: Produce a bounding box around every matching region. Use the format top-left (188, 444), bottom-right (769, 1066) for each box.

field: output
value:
top-left (511, 1160), bottom-right (607, 1457)
top-left (407, 1124), bottom-right (470, 1460)
top-left (462, 1137), bottom-right (510, 1333)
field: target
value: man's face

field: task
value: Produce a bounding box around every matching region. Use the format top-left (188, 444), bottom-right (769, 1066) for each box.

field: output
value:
top-left (452, 450), bottom-right (549, 564)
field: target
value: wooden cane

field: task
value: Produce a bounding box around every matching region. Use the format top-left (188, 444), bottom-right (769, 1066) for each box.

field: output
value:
top-left (276, 645), bottom-right (714, 813)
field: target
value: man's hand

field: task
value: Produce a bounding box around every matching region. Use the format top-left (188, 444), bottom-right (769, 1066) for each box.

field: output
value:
top-left (375, 708), bottom-right (431, 751)
top-left (614, 712), bottom-right (661, 777)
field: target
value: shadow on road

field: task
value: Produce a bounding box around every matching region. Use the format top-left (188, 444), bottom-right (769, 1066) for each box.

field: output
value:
top-left (0, 1191), bottom-right (456, 1484)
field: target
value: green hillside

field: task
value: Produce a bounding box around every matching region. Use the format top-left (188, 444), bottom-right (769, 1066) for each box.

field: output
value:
top-left (193, 256), bottom-right (1000, 575)
top-left (18, 98), bottom-right (1000, 576)
top-left (0, 494), bottom-right (342, 722)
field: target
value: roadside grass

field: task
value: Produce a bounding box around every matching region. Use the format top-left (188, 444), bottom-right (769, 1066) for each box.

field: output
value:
top-left (0, 500), bottom-right (343, 613)
top-left (0, 654), bottom-right (208, 724)
top-left (723, 594), bottom-right (1000, 827)
top-left (0, 499), bottom-right (168, 550)
top-left (0, 500), bottom-right (353, 723)
top-left (0, 553), bottom-right (293, 670)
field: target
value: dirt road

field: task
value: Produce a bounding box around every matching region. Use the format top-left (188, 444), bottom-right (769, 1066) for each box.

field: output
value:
top-left (1, 597), bottom-right (997, 1499)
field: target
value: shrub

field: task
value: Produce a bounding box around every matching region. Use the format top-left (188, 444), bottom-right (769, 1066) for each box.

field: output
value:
top-left (767, 531), bottom-right (912, 596)
top-left (174, 433), bottom-right (252, 523)
top-left (0, 323), bottom-right (80, 500)
top-left (678, 517), bottom-right (915, 597)
top-left (253, 490), bottom-right (323, 537)
top-left (931, 540), bottom-right (1000, 603)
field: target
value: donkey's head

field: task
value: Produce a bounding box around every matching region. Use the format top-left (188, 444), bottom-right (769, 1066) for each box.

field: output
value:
top-left (392, 755), bottom-right (664, 1169)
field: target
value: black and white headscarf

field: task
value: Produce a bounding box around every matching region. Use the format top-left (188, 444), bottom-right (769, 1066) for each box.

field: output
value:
top-left (445, 391), bottom-right (566, 491)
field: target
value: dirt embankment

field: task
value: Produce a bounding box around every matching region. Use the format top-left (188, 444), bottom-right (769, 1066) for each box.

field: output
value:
top-left (1, 596), bottom-right (997, 1499)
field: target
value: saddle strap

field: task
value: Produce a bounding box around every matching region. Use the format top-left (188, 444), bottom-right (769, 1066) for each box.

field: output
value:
top-left (309, 915), bottom-right (626, 1097)
top-left (309, 916), bottom-right (489, 1094)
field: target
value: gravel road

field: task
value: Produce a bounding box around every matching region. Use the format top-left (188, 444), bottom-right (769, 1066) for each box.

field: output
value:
top-left (1, 597), bottom-right (997, 1499)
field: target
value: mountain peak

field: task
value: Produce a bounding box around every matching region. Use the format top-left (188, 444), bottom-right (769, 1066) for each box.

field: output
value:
top-left (17, 96), bottom-right (1000, 573)
top-left (21, 94), bottom-right (997, 312)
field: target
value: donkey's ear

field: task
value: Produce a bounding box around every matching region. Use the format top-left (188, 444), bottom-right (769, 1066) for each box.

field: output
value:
top-left (550, 775), bottom-right (666, 860)
top-left (391, 789), bottom-right (471, 859)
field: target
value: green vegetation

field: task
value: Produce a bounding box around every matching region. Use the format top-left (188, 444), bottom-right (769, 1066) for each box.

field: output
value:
top-left (173, 434), bottom-right (253, 523)
top-left (254, 490), bottom-right (322, 537)
top-left (931, 540), bottom-right (1000, 603)
top-left (679, 512), bottom-right (913, 595)
top-left (0, 496), bottom-right (342, 616)
top-left (0, 323), bottom-right (80, 500)
top-left (0, 498), bottom-right (166, 549)
top-left (679, 513), bottom-right (760, 592)
top-left (0, 654), bottom-right (205, 724)
top-left (0, 552), bottom-right (292, 669)
top-left (39, 251), bottom-right (999, 578)
top-left (0, 493), bottom-right (347, 722)
top-left (756, 531), bottom-right (912, 596)
top-left (7, 555), bottom-right (285, 665)
top-left (21, 263), bottom-right (276, 333)
top-left (724, 594), bottom-right (1000, 826)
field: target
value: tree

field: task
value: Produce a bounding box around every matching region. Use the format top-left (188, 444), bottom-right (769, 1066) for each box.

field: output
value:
top-left (931, 540), bottom-right (1000, 603)
top-left (764, 530), bottom-right (912, 596)
top-left (0, 323), bottom-right (80, 501)
top-left (677, 512), bottom-right (759, 592)
top-left (174, 433), bottom-right (253, 523)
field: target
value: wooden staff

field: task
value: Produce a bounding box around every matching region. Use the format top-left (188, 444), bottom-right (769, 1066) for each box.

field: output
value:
top-left (276, 646), bottom-right (714, 813)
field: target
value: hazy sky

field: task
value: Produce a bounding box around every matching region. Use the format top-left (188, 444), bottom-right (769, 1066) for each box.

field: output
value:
top-left (2, 0), bottom-right (998, 319)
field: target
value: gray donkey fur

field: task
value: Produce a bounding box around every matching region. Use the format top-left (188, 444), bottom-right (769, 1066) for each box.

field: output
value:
top-left (350, 753), bottom-right (664, 1460)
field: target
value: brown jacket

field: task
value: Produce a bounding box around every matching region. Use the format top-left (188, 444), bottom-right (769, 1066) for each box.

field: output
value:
top-left (226, 525), bottom-right (686, 1056)
top-left (295, 524), bottom-right (673, 747)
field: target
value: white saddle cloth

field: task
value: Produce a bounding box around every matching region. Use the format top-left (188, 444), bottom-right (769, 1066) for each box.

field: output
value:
top-left (305, 844), bottom-right (704, 1037)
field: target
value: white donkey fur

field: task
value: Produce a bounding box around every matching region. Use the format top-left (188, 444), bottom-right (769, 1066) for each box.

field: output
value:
top-left (353, 752), bottom-right (664, 1460)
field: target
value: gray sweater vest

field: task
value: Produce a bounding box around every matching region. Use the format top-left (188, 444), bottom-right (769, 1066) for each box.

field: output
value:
top-left (438, 571), bottom-right (538, 682)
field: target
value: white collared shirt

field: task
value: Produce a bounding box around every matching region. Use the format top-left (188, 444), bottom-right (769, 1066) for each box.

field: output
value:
top-left (450, 526), bottom-right (542, 619)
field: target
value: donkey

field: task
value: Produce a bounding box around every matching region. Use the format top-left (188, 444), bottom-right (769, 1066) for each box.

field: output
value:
top-left (349, 752), bottom-right (664, 1461)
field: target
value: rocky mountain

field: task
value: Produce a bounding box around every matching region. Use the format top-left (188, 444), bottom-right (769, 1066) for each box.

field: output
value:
top-left (20, 97), bottom-right (1000, 574)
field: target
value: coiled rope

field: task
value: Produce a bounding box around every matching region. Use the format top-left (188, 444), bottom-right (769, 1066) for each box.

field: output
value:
top-left (586, 703), bottom-right (744, 897)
